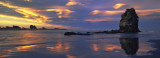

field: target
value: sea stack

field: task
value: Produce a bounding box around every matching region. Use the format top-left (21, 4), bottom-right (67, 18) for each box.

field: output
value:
top-left (119, 8), bottom-right (140, 32)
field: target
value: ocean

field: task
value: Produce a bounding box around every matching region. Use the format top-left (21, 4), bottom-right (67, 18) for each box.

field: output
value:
top-left (0, 19), bottom-right (160, 58)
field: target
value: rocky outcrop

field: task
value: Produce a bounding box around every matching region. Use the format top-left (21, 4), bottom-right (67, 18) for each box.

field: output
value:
top-left (64, 30), bottom-right (121, 35)
top-left (64, 32), bottom-right (91, 35)
top-left (119, 8), bottom-right (140, 32)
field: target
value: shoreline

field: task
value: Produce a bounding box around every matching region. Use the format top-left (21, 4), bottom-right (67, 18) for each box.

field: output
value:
top-left (0, 29), bottom-right (67, 30)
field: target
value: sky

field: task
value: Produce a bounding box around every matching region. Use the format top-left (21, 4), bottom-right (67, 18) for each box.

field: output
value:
top-left (0, 0), bottom-right (160, 30)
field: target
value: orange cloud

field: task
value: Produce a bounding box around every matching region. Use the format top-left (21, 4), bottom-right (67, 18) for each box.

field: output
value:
top-left (0, 1), bottom-right (51, 23)
top-left (15, 9), bottom-right (51, 23)
top-left (0, 14), bottom-right (72, 29)
top-left (90, 10), bottom-right (100, 15)
top-left (45, 24), bottom-right (72, 29)
top-left (90, 9), bottom-right (160, 18)
top-left (113, 3), bottom-right (126, 9)
top-left (0, 1), bottom-right (74, 29)
top-left (90, 10), bottom-right (124, 16)
top-left (24, 0), bottom-right (32, 2)
top-left (46, 9), bottom-right (75, 18)
top-left (47, 6), bottom-right (68, 9)
top-left (85, 18), bottom-right (115, 22)
top-left (136, 9), bottom-right (160, 16)
top-left (0, 14), bottom-right (38, 23)
top-left (66, 0), bottom-right (84, 6)
top-left (103, 11), bottom-right (124, 16)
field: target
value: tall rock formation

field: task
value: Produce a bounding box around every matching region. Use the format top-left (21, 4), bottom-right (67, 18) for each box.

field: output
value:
top-left (119, 8), bottom-right (140, 32)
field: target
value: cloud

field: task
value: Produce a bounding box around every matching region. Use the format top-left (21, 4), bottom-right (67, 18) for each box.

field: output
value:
top-left (45, 9), bottom-right (75, 18)
top-left (24, 0), bottom-right (32, 2)
top-left (90, 9), bottom-right (160, 22)
top-left (0, 14), bottom-right (72, 29)
top-left (113, 3), bottom-right (126, 9)
top-left (90, 10), bottom-right (100, 15)
top-left (66, 0), bottom-right (84, 6)
top-left (85, 18), bottom-right (116, 22)
top-left (0, 1), bottom-right (74, 29)
top-left (90, 9), bottom-right (160, 16)
top-left (0, 1), bottom-right (51, 23)
top-left (136, 9), bottom-right (160, 19)
top-left (47, 6), bottom-right (68, 9)
top-left (90, 10), bottom-right (124, 16)
top-left (136, 9), bottom-right (160, 16)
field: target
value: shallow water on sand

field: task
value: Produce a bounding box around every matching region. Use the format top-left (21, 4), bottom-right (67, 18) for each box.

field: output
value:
top-left (0, 30), bottom-right (159, 58)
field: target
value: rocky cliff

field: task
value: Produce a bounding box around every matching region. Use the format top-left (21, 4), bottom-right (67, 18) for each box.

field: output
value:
top-left (119, 8), bottom-right (140, 32)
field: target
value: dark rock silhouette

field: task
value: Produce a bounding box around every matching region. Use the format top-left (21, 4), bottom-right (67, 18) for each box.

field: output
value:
top-left (119, 8), bottom-right (140, 32)
top-left (42, 27), bottom-right (46, 29)
top-left (64, 32), bottom-right (91, 35)
top-left (120, 38), bottom-right (139, 55)
top-left (64, 30), bottom-right (121, 35)
top-left (94, 30), bottom-right (120, 34)
top-left (0, 25), bottom-right (65, 30)
top-left (30, 25), bottom-right (37, 29)
top-left (5, 26), bottom-right (12, 29)
top-left (22, 27), bottom-right (27, 29)
top-left (13, 25), bottom-right (21, 29)
top-left (64, 32), bottom-right (76, 35)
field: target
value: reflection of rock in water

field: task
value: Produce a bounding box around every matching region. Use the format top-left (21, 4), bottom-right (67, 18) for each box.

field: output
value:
top-left (120, 38), bottom-right (139, 55)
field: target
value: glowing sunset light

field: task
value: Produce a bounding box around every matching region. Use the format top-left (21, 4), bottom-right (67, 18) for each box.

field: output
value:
top-left (46, 42), bottom-right (71, 53)
top-left (90, 9), bottom-right (160, 18)
top-left (24, 0), bottom-right (32, 2)
top-left (90, 10), bottom-right (124, 16)
top-left (66, 55), bottom-right (76, 58)
top-left (46, 9), bottom-right (75, 18)
top-left (104, 45), bottom-right (121, 51)
top-left (90, 10), bottom-right (100, 15)
top-left (0, 1), bottom-right (51, 23)
top-left (113, 3), bottom-right (126, 9)
top-left (92, 44), bottom-right (99, 51)
top-left (104, 11), bottom-right (124, 16)
top-left (16, 45), bottom-right (37, 51)
top-left (0, 1), bottom-right (74, 29)
top-left (66, 0), bottom-right (84, 6)
top-left (0, 14), bottom-right (71, 29)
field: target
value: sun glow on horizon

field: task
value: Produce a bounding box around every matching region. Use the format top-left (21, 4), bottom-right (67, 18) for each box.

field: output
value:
top-left (0, 14), bottom-right (72, 29)
top-left (0, 1), bottom-right (73, 29)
